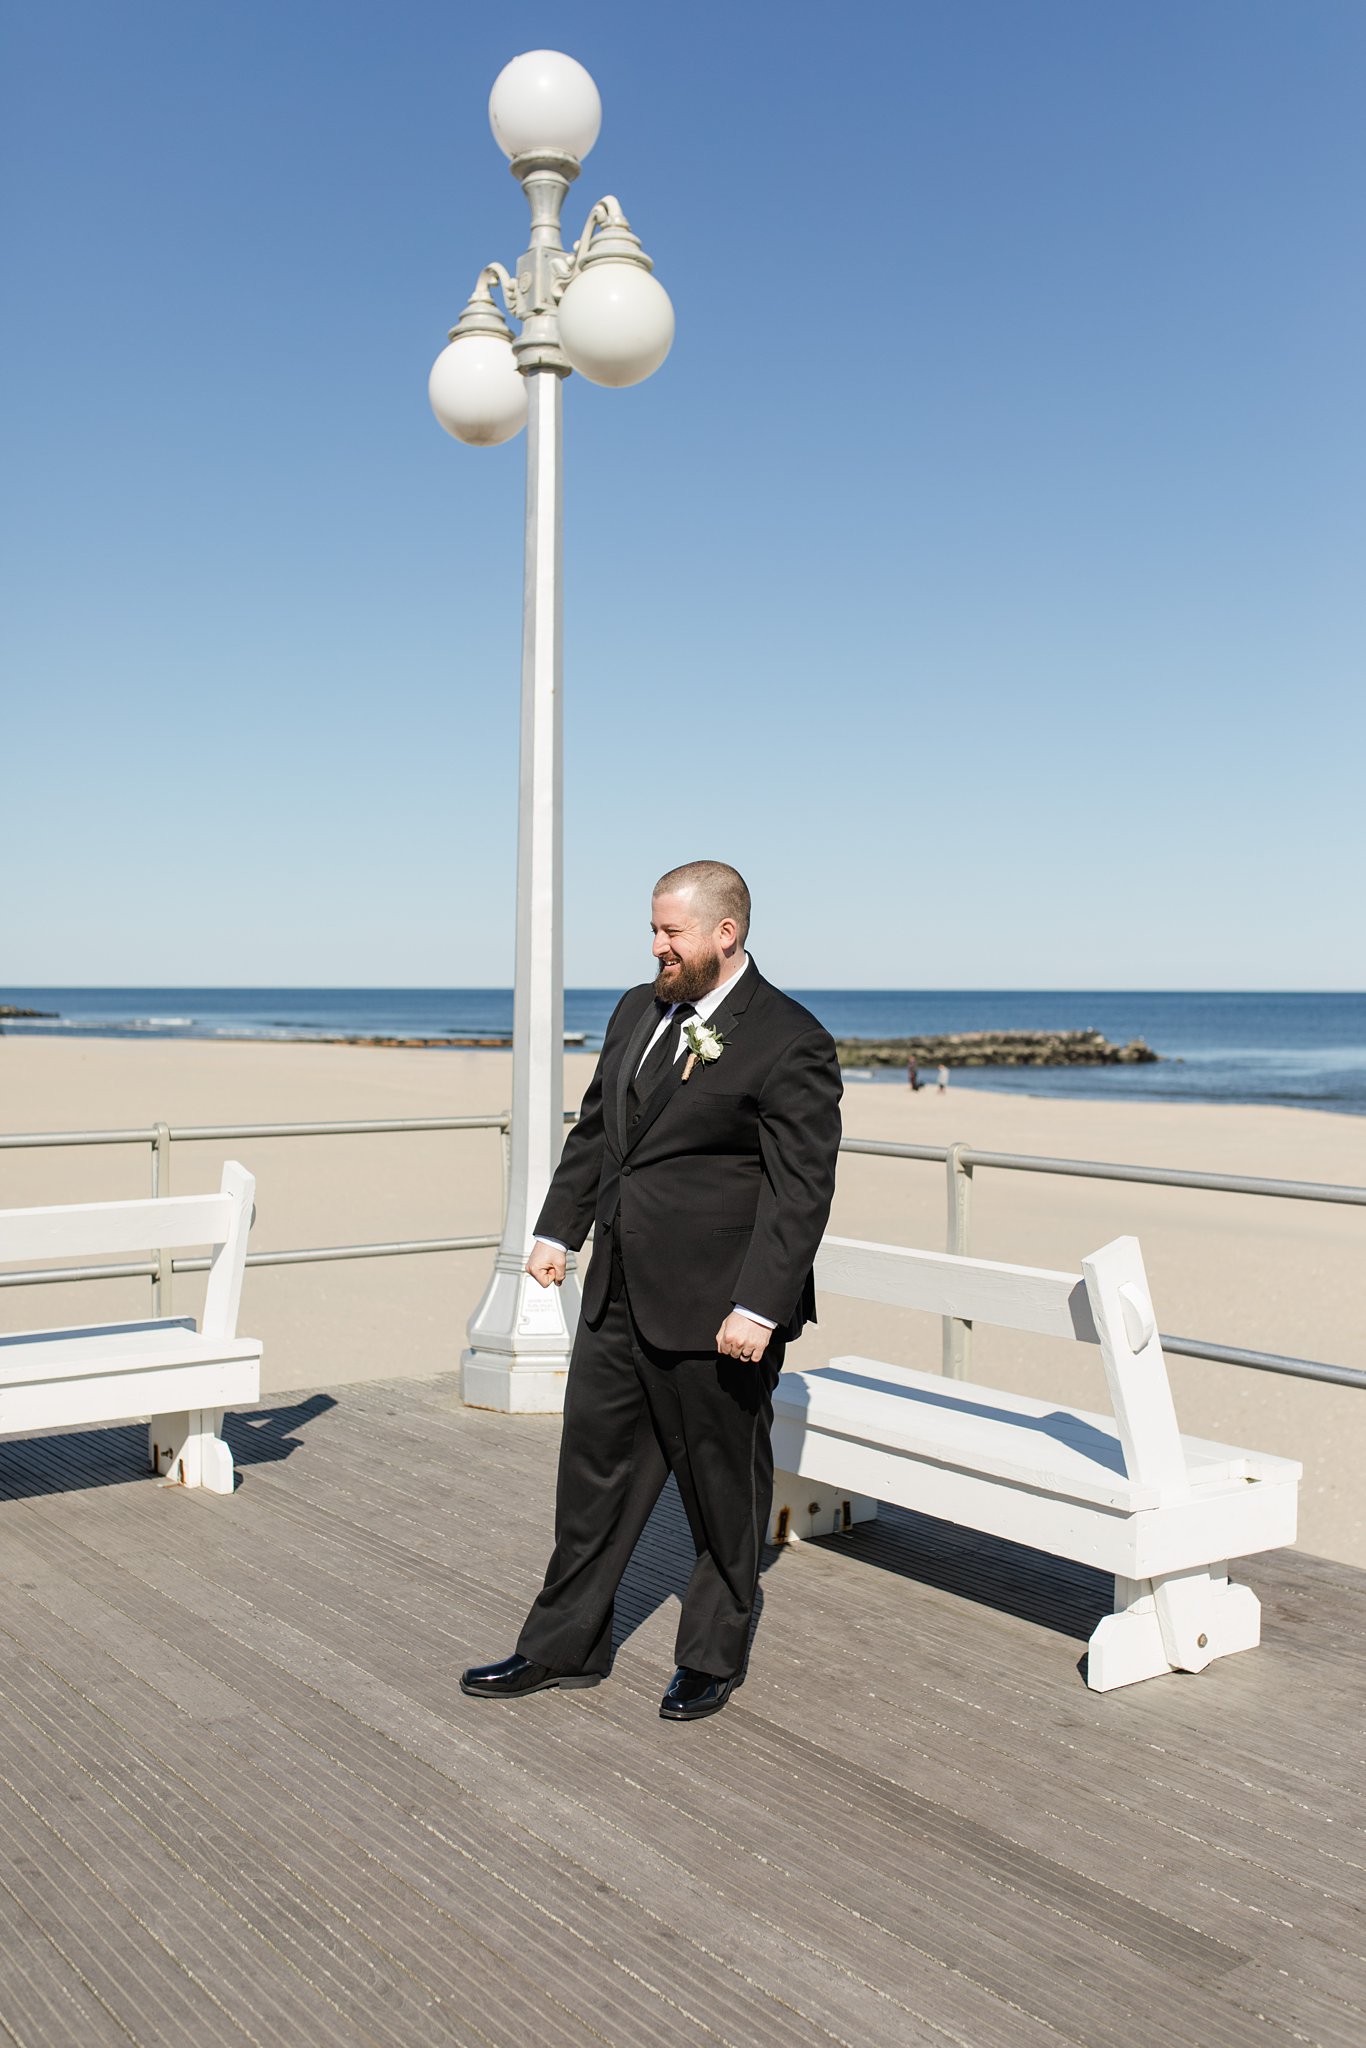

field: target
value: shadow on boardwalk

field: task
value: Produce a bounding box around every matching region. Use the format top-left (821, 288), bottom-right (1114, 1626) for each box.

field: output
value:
top-left (0, 1394), bottom-right (336, 1502)
top-left (0, 1373), bottom-right (1360, 2048)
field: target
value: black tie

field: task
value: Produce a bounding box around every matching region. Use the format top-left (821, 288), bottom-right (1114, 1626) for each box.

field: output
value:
top-left (627, 1002), bottom-right (695, 1126)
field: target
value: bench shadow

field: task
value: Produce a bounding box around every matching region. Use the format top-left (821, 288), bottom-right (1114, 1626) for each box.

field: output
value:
top-left (224, 1395), bottom-right (337, 1471)
top-left (0, 1395), bottom-right (336, 1503)
top-left (805, 1500), bottom-right (1113, 1644)
top-left (809, 1368), bottom-right (1128, 1477)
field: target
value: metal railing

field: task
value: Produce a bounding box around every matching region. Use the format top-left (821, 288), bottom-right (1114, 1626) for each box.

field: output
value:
top-left (839, 1137), bottom-right (1366, 1389)
top-left (1, 1117), bottom-right (1363, 1391)
top-left (0, 1116), bottom-right (510, 1316)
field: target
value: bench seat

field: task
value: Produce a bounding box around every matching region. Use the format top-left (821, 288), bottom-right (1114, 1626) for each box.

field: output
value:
top-left (0, 1319), bottom-right (261, 1437)
top-left (773, 1356), bottom-right (1301, 1582)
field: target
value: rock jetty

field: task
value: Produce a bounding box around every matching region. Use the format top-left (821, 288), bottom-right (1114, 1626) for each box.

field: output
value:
top-left (0, 1005), bottom-right (57, 1020)
top-left (834, 1029), bottom-right (1158, 1069)
top-left (291, 1031), bottom-right (588, 1051)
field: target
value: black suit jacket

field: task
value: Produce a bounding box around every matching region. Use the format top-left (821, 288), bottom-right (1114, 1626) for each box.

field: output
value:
top-left (534, 962), bottom-right (843, 1351)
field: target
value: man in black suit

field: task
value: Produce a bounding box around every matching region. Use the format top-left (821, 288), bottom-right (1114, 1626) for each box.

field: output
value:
top-left (461, 860), bottom-right (842, 1722)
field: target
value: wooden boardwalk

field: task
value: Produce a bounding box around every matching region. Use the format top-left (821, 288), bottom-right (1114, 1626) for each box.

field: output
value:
top-left (0, 1375), bottom-right (1361, 2048)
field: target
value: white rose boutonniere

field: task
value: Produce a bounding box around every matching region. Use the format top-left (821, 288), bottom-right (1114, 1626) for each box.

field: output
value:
top-left (681, 1017), bottom-right (724, 1082)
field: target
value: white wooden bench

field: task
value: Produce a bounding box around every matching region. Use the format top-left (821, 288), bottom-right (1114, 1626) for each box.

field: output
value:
top-left (770, 1233), bottom-right (1301, 1691)
top-left (0, 1163), bottom-right (262, 1494)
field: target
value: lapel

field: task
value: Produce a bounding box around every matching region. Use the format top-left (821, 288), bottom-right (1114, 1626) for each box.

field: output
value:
top-left (614, 993), bottom-right (663, 1155)
top-left (623, 959), bottom-right (765, 1156)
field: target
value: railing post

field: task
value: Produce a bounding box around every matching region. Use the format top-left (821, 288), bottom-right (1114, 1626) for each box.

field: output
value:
top-left (943, 1141), bottom-right (973, 1378)
top-left (151, 1122), bottom-right (172, 1318)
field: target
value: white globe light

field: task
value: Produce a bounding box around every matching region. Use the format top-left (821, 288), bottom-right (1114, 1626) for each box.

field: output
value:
top-left (557, 263), bottom-right (675, 388)
top-left (489, 51), bottom-right (602, 161)
top-left (428, 334), bottom-right (528, 446)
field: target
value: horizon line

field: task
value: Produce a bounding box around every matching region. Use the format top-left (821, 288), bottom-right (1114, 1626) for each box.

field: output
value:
top-left (5, 985), bottom-right (1364, 999)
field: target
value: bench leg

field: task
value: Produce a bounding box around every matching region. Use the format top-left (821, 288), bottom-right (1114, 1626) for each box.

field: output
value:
top-left (1152, 1562), bottom-right (1260, 1672)
top-left (1086, 1577), bottom-right (1170, 1691)
top-left (1087, 1566), bottom-right (1261, 1691)
top-left (769, 1473), bottom-right (879, 1545)
top-left (149, 1410), bottom-right (235, 1494)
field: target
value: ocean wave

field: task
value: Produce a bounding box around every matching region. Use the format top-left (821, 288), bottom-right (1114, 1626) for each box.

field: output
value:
top-left (0, 1016), bottom-right (195, 1031)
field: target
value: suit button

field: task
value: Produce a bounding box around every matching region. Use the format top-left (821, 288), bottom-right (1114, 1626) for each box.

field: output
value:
top-left (621, 1165), bottom-right (632, 1177)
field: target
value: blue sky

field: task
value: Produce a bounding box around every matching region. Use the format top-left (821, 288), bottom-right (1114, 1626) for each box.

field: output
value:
top-left (4, 1), bottom-right (1362, 990)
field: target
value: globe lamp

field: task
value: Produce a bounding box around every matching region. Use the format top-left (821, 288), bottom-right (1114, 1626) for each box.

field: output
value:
top-left (489, 51), bottom-right (602, 161)
top-left (557, 207), bottom-right (674, 388)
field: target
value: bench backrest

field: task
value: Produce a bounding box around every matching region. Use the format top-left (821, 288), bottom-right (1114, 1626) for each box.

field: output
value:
top-left (0, 1162), bottom-right (256, 1341)
top-left (814, 1233), bottom-right (1191, 1495)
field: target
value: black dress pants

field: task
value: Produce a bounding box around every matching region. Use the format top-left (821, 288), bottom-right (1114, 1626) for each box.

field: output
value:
top-left (516, 1278), bottom-right (783, 1681)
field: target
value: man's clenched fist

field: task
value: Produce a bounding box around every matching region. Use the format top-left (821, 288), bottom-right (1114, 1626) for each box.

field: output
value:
top-left (715, 1311), bottom-right (772, 1364)
top-left (526, 1242), bottom-right (566, 1288)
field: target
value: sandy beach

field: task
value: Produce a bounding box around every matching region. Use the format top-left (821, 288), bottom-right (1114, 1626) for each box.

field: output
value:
top-left (2, 1035), bottom-right (1363, 1565)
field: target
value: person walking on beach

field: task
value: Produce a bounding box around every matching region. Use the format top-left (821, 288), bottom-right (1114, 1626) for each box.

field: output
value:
top-left (937, 1063), bottom-right (949, 1094)
top-left (461, 861), bottom-right (843, 1723)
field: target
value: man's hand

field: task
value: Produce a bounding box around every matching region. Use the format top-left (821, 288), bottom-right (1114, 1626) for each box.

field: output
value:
top-left (526, 1242), bottom-right (566, 1289)
top-left (715, 1311), bottom-right (772, 1364)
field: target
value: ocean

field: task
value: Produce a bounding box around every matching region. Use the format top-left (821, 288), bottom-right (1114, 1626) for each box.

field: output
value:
top-left (4, 988), bottom-right (1365, 1116)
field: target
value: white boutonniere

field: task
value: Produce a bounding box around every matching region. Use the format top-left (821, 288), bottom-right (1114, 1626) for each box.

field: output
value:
top-left (681, 1017), bottom-right (724, 1082)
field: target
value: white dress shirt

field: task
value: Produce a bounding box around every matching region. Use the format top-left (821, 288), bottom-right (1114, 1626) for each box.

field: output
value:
top-left (634, 952), bottom-right (751, 1074)
top-left (535, 955), bottom-right (776, 1331)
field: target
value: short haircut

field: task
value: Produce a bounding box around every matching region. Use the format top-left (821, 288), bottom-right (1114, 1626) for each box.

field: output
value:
top-left (653, 860), bottom-right (751, 945)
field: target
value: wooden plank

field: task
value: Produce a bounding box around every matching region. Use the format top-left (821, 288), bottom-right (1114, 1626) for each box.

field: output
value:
top-left (0, 1776), bottom-right (262, 2048)
top-left (0, 1487), bottom-right (1101, 2048)
top-left (815, 1235), bottom-right (1099, 1340)
top-left (1082, 1236), bottom-right (1188, 1497)
top-left (0, 1517), bottom-right (897, 2048)
top-left (741, 1613), bottom-right (1366, 1972)
top-left (0, 1193), bottom-right (232, 1262)
top-left (0, 1359), bottom-right (259, 1436)
top-left (0, 1871), bottom-right (135, 2048)
top-left (201, 1162), bottom-right (254, 1341)
top-left (0, 1322), bottom-right (261, 1377)
top-left (0, 1378), bottom-right (1361, 2048)
top-left (1214, 1962), bottom-right (1366, 2048)
top-left (764, 1501), bottom-right (1366, 1836)
top-left (786, 1357), bottom-right (1300, 1485)
top-left (0, 1644), bottom-right (569, 2048)
top-left (35, 1480), bottom-right (1297, 2048)
top-left (776, 1361), bottom-right (1157, 1507)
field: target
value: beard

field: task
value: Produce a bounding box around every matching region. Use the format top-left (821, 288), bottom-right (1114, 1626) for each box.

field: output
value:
top-left (653, 946), bottom-right (723, 1006)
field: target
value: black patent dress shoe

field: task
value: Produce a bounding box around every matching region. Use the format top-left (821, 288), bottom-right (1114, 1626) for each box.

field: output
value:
top-left (659, 1666), bottom-right (737, 1722)
top-left (460, 1653), bottom-right (601, 1699)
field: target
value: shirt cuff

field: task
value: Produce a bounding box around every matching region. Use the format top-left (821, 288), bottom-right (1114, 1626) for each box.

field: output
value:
top-left (534, 1237), bottom-right (567, 1254)
top-left (734, 1305), bottom-right (777, 1329)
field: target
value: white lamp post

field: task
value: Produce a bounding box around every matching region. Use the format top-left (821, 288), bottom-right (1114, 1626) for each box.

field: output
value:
top-left (431, 51), bottom-right (674, 1412)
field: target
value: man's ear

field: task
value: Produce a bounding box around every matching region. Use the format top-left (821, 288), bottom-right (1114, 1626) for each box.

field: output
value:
top-left (717, 917), bottom-right (739, 952)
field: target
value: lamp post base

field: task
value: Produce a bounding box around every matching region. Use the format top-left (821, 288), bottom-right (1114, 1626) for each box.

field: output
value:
top-left (460, 1254), bottom-right (578, 1412)
top-left (460, 1348), bottom-right (570, 1413)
